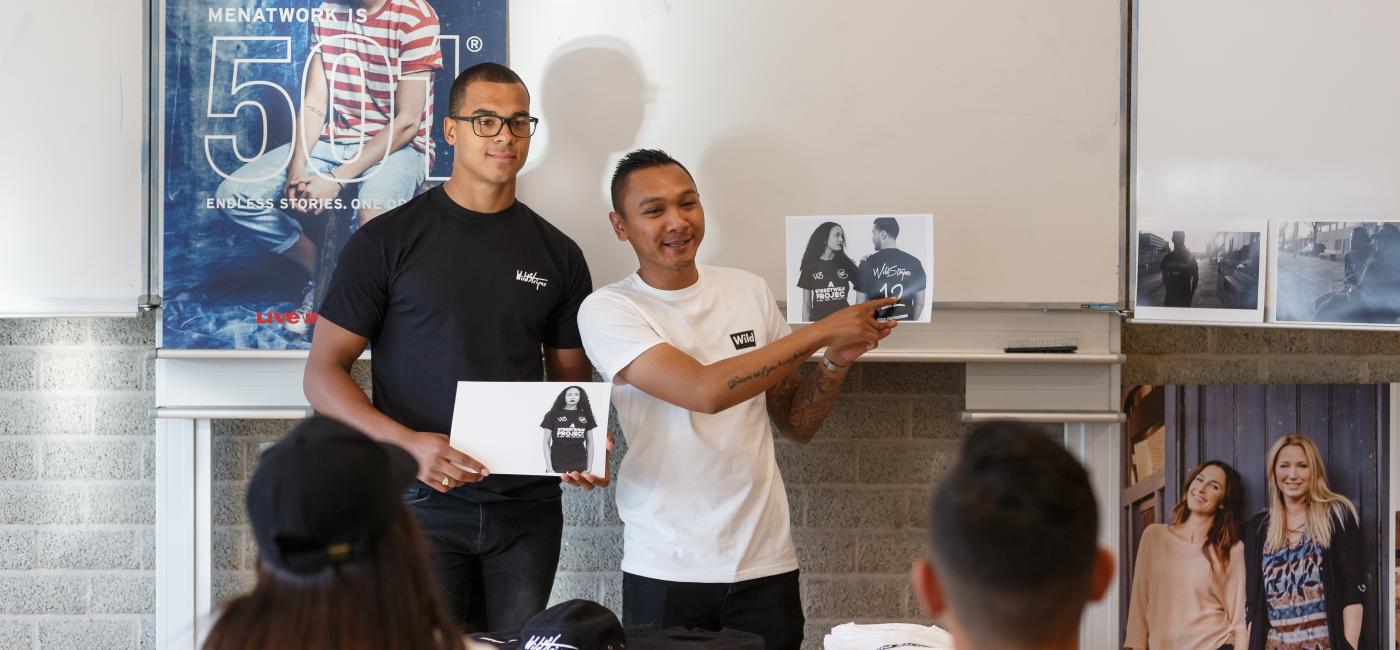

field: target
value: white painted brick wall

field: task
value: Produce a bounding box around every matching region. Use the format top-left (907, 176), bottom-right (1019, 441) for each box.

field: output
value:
top-left (0, 316), bottom-right (156, 648)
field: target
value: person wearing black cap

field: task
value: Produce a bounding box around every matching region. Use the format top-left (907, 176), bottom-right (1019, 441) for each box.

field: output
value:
top-left (203, 416), bottom-right (470, 650)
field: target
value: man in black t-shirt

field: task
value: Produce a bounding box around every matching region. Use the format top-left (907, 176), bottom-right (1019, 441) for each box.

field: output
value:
top-left (854, 217), bottom-right (928, 321)
top-left (304, 63), bottom-right (607, 632)
top-left (1159, 231), bottom-right (1198, 308)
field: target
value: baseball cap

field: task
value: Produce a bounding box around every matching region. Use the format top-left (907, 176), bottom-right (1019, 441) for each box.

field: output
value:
top-left (473, 600), bottom-right (626, 650)
top-left (246, 415), bottom-right (418, 574)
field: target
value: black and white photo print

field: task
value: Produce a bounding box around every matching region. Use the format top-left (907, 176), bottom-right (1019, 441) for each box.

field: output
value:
top-left (449, 381), bottom-right (611, 477)
top-left (539, 385), bottom-right (598, 474)
top-left (1273, 221), bottom-right (1400, 326)
top-left (785, 214), bottom-right (934, 323)
top-left (1134, 220), bottom-right (1266, 323)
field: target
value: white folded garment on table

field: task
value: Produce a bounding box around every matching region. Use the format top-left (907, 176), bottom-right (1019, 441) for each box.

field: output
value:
top-left (823, 622), bottom-right (954, 649)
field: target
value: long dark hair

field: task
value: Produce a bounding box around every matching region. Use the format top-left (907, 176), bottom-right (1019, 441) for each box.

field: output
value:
top-left (203, 508), bottom-right (464, 650)
top-left (548, 385), bottom-right (595, 421)
top-left (1169, 460), bottom-right (1244, 573)
top-left (799, 222), bottom-right (855, 276)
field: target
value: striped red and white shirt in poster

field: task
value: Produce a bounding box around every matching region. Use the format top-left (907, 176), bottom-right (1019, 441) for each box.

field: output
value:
top-left (311, 0), bottom-right (443, 156)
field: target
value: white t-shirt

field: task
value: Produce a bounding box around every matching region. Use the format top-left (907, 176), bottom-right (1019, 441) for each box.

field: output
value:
top-left (578, 265), bottom-right (798, 583)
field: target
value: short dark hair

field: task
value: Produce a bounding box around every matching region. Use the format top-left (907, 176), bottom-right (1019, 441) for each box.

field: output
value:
top-left (609, 148), bottom-right (695, 215)
top-left (449, 62), bottom-right (527, 116)
top-left (873, 217), bottom-right (900, 239)
top-left (926, 422), bottom-right (1099, 647)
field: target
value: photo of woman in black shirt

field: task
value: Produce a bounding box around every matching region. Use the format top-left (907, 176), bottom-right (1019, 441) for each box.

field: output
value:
top-left (540, 386), bottom-right (598, 474)
top-left (796, 222), bottom-right (859, 321)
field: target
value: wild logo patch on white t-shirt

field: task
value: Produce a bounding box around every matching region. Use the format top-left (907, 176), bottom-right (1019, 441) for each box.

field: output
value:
top-left (729, 329), bottom-right (757, 349)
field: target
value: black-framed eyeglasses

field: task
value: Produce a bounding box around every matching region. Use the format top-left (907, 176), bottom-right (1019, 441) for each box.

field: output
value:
top-left (449, 114), bottom-right (539, 138)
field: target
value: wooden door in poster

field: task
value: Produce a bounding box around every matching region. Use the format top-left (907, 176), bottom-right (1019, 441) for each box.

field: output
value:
top-left (1159, 385), bottom-right (1390, 648)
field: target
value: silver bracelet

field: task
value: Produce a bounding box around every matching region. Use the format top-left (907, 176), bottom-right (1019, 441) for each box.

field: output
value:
top-left (821, 354), bottom-right (849, 373)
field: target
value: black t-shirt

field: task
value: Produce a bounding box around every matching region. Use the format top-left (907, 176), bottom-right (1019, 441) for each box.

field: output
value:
top-left (796, 256), bottom-right (857, 320)
top-left (319, 186), bottom-right (592, 502)
top-left (541, 409), bottom-right (595, 473)
top-left (855, 248), bottom-right (927, 320)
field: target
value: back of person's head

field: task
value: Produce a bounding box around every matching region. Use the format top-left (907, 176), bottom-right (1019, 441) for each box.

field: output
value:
top-left (873, 217), bottom-right (900, 240)
top-left (203, 416), bottom-right (463, 650)
top-left (912, 422), bottom-right (1112, 649)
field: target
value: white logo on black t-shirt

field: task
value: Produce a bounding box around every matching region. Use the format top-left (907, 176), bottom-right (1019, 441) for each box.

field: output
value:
top-left (516, 270), bottom-right (549, 290)
top-left (811, 271), bottom-right (824, 280)
top-left (837, 268), bottom-right (849, 280)
top-left (872, 263), bottom-right (913, 281)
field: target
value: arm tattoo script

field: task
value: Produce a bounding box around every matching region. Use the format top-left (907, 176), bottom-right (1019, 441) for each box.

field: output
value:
top-left (726, 348), bottom-right (808, 390)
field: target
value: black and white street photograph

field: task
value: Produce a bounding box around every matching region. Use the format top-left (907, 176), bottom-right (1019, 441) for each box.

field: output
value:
top-left (785, 214), bottom-right (934, 324)
top-left (1134, 221), bottom-right (1265, 323)
top-left (1273, 221), bottom-right (1400, 325)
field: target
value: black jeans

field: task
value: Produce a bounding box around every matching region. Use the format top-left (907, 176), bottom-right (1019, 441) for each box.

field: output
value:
top-left (622, 570), bottom-right (804, 650)
top-left (404, 484), bottom-right (563, 633)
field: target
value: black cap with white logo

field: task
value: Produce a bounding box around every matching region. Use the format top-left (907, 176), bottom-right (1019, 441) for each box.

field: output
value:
top-left (472, 600), bottom-right (626, 650)
top-left (246, 415), bottom-right (418, 574)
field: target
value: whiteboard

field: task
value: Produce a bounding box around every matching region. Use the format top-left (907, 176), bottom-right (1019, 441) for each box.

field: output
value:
top-left (511, 0), bottom-right (1123, 305)
top-left (0, 3), bottom-right (146, 316)
top-left (1135, 2), bottom-right (1400, 251)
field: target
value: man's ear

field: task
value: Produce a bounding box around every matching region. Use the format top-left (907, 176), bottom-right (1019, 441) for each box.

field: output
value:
top-left (911, 558), bottom-right (946, 617)
top-left (608, 211), bottom-right (629, 242)
top-left (443, 116), bottom-right (457, 146)
top-left (1088, 547), bottom-right (1116, 602)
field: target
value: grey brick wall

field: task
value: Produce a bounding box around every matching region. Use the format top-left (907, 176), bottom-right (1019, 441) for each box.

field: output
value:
top-left (3, 315), bottom-right (975, 650)
top-left (1124, 322), bottom-right (1400, 384)
top-left (0, 316), bottom-right (157, 649)
top-left (211, 362), bottom-right (965, 650)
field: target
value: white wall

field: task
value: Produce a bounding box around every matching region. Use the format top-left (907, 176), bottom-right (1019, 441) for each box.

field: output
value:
top-left (511, 0), bottom-right (1123, 305)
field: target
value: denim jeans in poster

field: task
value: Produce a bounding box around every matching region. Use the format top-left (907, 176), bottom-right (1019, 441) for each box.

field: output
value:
top-left (403, 483), bottom-right (563, 633)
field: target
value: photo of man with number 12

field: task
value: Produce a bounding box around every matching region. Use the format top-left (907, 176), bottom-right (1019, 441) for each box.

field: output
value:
top-left (854, 217), bottom-right (927, 321)
top-left (214, 0), bottom-right (444, 331)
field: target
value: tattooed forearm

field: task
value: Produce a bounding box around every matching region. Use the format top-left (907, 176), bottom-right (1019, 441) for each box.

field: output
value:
top-left (782, 363), bottom-right (846, 442)
top-left (726, 348), bottom-right (808, 390)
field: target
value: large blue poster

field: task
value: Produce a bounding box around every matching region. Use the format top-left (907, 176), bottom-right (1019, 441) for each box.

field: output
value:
top-left (161, 0), bottom-right (507, 349)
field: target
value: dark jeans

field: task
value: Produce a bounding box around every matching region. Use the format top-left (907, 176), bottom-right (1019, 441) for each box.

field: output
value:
top-left (404, 484), bottom-right (563, 633)
top-left (622, 570), bottom-right (804, 650)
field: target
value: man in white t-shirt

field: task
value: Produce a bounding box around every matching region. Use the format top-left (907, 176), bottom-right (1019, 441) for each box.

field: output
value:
top-left (577, 149), bottom-right (897, 649)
